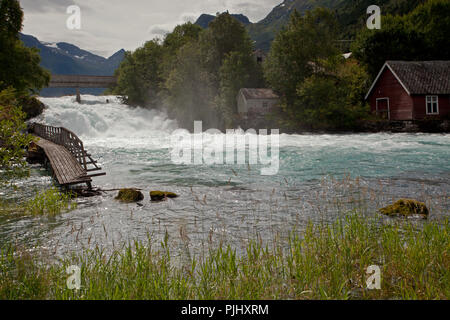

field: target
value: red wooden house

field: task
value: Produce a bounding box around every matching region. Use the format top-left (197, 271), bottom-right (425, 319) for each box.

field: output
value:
top-left (365, 61), bottom-right (450, 120)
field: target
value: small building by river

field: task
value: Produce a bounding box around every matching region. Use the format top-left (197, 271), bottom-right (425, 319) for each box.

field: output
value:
top-left (365, 61), bottom-right (450, 120)
top-left (237, 88), bottom-right (280, 119)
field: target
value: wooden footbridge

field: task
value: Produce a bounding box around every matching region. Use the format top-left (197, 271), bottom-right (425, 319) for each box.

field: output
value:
top-left (30, 123), bottom-right (105, 189)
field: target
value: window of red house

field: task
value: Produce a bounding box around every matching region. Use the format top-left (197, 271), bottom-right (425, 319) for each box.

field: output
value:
top-left (426, 96), bottom-right (439, 115)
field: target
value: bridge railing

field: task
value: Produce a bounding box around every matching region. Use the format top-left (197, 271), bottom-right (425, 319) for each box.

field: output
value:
top-left (48, 75), bottom-right (117, 88)
top-left (33, 123), bottom-right (89, 171)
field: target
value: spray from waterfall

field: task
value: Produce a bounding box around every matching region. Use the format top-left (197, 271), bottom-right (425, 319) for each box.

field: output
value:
top-left (36, 95), bottom-right (179, 149)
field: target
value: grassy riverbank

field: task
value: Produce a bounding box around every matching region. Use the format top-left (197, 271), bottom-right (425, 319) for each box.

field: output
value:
top-left (0, 213), bottom-right (448, 300)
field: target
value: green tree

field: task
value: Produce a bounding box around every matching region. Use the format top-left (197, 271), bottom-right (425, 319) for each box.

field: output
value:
top-left (113, 40), bottom-right (164, 107)
top-left (0, 88), bottom-right (33, 181)
top-left (114, 13), bottom-right (261, 130)
top-left (408, 0), bottom-right (450, 60)
top-left (163, 22), bottom-right (203, 56)
top-left (203, 12), bottom-right (261, 128)
top-left (201, 12), bottom-right (254, 76)
top-left (264, 8), bottom-right (340, 107)
top-left (163, 13), bottom-right (259, 130)
top-left (113, 23), bottom-right (203, 108)
top-left (294, 59), bottom-right (370, 130)
top-left (262, 7), bottom-right (372, 131)
top-left (352, 0), bottom-right (450, 78)
top-left (217, 51), bottom-right (264, 127)
top-left (0, 0), bottom-right (22, 37)
top-left (351, 15), bottom-right (426, 78)
top-left (163, 42), bottom-right (217, 130)
top-left (0, 0), bottom-right (50, 94)
top-left (159, 23), bottom-right (203, 97)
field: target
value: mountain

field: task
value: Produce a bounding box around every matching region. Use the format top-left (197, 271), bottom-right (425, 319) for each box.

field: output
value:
top-left (19, 33), bottom-right (125, 96)
top-left (195, 0), bottom-right (426, 52)
top-left (247, 0), bottom-right (344, 52)
top-left (250, 0), bottom-right (427, 51)
top-left (195, 13), bottom-right (251, 28)
top-left (194, 1), bottom-right (344, 52)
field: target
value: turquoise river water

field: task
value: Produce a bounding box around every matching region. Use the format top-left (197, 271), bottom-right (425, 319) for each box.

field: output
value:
top-left (0, 96), bottom-right (449, 257)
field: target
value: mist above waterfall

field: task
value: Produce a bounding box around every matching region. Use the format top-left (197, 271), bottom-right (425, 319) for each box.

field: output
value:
top-left (36, 95), bottom-right (178, 149)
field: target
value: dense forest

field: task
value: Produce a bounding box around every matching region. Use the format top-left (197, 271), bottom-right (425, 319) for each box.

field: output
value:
top-left (111, 0), bottom-right (449, 132)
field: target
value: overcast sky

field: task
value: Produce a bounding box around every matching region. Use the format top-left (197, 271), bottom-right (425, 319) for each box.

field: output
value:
top-left (20, 0), bottom-right (281, 57)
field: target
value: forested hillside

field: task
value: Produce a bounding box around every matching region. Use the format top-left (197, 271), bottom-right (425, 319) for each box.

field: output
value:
top-left (248, 0), bottom-right (343, 51)
top-left (246, 0), bottom-right (428, 52)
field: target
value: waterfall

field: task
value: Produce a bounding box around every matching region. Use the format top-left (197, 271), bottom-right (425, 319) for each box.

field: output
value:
top-left (36, 95), bottom-right (178, 149)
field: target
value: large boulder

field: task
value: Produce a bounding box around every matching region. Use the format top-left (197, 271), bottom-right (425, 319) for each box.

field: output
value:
top-left (115, 189), bottom-right (144, 203)
top-left (150, 191), bottom-right (178, 201)
top-left (379, 199), bottom-right (429, 218)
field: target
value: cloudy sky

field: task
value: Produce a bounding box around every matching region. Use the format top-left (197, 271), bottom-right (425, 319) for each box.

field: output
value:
top-left (20, 0), bottom-right (281, 57)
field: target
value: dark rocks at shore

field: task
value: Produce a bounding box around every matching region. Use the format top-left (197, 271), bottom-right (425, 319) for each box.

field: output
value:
top-left (238, 116), bottom-right (450, 134)
top-left (379, 199), bottom-right (429, 218)
top-left (359, 119), bottom-right (450, 134)
top-left (19, 96), bottom-right (45, 120)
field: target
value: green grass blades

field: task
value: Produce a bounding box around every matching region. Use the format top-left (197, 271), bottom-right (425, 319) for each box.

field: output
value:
top-left (0, 213), bottom-right (448, 300)
top-left (23, 187), bottom-right (77, 216)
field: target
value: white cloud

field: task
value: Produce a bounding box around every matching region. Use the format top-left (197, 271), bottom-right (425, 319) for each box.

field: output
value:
top-left (180, 13), bottom-right (199, 23)
top-left (20, 0), bottom-right (282, 57)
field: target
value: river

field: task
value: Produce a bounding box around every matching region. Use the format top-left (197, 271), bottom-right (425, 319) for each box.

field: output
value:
top-left (1, 95), bottom-right (449, 257)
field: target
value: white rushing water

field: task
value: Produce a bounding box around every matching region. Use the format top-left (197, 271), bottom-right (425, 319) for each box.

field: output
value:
top-left (38, 96), bottom-right (178, 149)
top-left (36, 95), bottom-right (450, 181)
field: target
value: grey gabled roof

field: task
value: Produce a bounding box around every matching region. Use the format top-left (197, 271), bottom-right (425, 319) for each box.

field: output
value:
top-left (240, 88), bottom-right (279, 100)
top-left (365, 61), bottom-right (450, 99)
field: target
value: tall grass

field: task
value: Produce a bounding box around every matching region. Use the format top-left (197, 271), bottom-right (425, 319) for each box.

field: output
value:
top-left (23, 187), bottom-right (77, 216)
top-left (1, 186), bottom-right (76, 216)
top-left (0, 213), bottom-right (448, 300)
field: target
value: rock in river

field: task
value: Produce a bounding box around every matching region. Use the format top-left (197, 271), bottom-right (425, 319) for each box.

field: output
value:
top-left (115, 189), bottom-right (144, 203)
top-left (150, 191), bottom-right (178, 201)
top-left (379, 199), bottom-right (429, 218)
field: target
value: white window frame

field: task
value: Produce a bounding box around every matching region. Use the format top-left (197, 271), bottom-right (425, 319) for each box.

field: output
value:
top-left (376, 98), bottom-right (390, 120)
top-left (426, 95), bottom-right (439, 115)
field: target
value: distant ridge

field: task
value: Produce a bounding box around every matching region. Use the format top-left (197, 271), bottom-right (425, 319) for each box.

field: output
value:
top-left (194, 13), bottom-right (251, 28)
top-left (19, 33), bottom-right (125, 96)
top-left (194, 1), bottom-right (344, 52)
top-left (247, 0), bottom-right (344, 52)
top-left (195, 0), bottom-right (424, 52)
